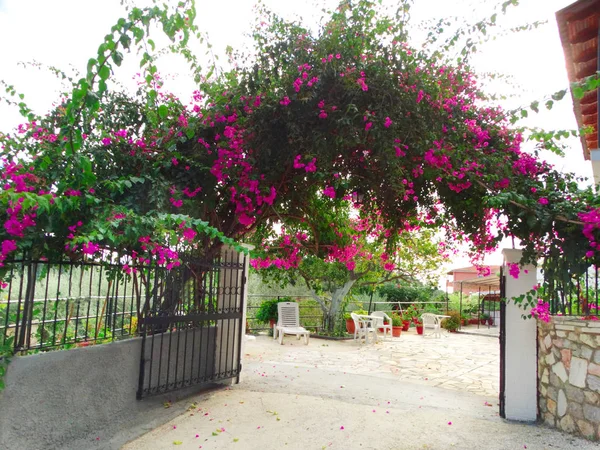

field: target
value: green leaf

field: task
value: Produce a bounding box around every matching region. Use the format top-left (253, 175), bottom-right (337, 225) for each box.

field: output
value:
top-left (112, 51), bottom-right (124, 67)
top-left (158, 105), bottom-right (169, 119)
top-left (98, 65), bottom-right (110, 81)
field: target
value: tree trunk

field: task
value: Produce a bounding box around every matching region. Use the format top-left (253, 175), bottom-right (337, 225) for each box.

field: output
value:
top-left (324, 279), bottom-right (356, 332)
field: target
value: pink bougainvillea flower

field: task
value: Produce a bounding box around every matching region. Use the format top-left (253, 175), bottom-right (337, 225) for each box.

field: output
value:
top-left (384, 117), bottom-right (392, 128)
top-left (447, 422), bottom-right (452, 425)
top-left (416, 90), bottom-right (424, 103)
top-left (323, 186), bottom-right (336, 199)
top-left (365, 122), bottom-right (373, 131)
top-left (507, 262), bottom-right (520, 279)
top-left (82, 242), bottom-right (100, 255)
top-left (280, 96), bottom-right (291, 106)
top-left (304, 158), bottom-right (317, 172)
top-left (340, 426), bottom-right (344, 430)
top-left (182, 227), bottom-right (197, 242)
top-left (101, 137), bottom-right (112, 146)
top-left (538, 198), bottom-right (549, 205)
top-left (318, 110), bottom-right (328, 119)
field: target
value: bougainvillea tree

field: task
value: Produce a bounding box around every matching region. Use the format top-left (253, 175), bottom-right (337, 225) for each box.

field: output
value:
top-left (250, 197), bottom-right (445, 330)
top-left (1, 0), bottom-right (600, 317)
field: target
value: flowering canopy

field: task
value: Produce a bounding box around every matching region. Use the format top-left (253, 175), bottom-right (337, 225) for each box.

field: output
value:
top-left (1, 0), bottom-right (600, 298)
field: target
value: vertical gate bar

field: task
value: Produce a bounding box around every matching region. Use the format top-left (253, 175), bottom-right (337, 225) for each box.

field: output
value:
top-left (74, 266), bottom-right (83, 343)
top-left (236, 254), bottom-right (247, 383)
top-left (228, 259), bottom-right (239, 377)
top-left (224, 250), bottom-right (234, 377)
top-left (84, 265), bottom-right (94, 341)
top-left (181, 266), bottom-right (190, 387)
top-left (112, 271), bottom-right (120, 340)
top-left (145, 266), bottom-right (157, 396)
top-left (41, 262), bottom-right (51, 348)
top-left (121, 270), bottom-right (128, 337)
top-left (220, 250), bottom-right (232, 377)
top-left (585, 267), bottom-right (589, 316)
top-left (198, 263), bottom-right (209, 382)
top-left (21, 262), bottom-right (38, 351)
top-left (174, 272), bottom-right (182, 388)
top-left (128, 269), bottom-right (135, 335)
top-left (190, 270), bottom-right (197, 383)
top-left (52, 262), bottom-right (63, 347)
top-left (13, 260), bottom-right (26, 352)
top-left (94, 265), bottom-right (102, 341)
top-left (136, 303), bottom-right (147, 400)
top-left (594, 265), bottom-right (600, 315)
top-left (63, 262), bottom-right (74, 346)
top-left (3, 264), bottom-right (15, 346)
top-left (205, 258), bottom-right (216, 381)
top-left (499, 266), bottom-right (506, 418)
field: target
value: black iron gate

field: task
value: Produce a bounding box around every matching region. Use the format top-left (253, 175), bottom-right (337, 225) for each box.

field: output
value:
top-left (499, 266), bottom-right (506, 418)
top-left (136, 250), bottom-right (247, 399)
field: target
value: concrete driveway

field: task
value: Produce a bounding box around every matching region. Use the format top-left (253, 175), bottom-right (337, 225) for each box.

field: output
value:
top-left (121, 332), bottom-right (598, 449)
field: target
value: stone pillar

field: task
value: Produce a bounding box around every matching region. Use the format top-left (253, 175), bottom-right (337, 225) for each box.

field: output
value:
top-left (502, 248), bottom-right (538, 421)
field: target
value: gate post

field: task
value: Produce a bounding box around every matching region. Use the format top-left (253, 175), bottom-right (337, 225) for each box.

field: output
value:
top-left (501, 248), bottom-right (538, 422)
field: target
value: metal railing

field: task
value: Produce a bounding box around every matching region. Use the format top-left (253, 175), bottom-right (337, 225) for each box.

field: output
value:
top-left (545, 264), bottom-right (600, 317)
top-left (1, 260), bottom-right (146, 353)
top-left (246, 295), bottom-right (324, 332)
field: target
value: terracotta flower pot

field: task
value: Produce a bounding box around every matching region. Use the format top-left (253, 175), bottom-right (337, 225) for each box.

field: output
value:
top-left (402, 321), bottom-right (410, 332)
top-left (480, 319), bottom-right (487, 325)
top-left (416, 325), bottom-right (424, 335)
top-left (469, 318), bottom-right (479, 325)
top-left (346, 318), bottom-right (356, 334)
top-left (488, 318), bottom-right (494, 326)
top-left (392, 326), bottom-right (402, 337)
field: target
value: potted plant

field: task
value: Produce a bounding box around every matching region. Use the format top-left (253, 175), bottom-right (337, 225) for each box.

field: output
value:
top-left (441, 311), bottom-right (461, 332)
top-left (460, 314), bottom-right (469, 327)
top-left (391, 313), bottom-right (403, 337)
top-left (480, 313), bottom-right (490, 325)
top-left (344, 309), bottom-right (368, 334)
top-left (401, 315), bottom-right (411, 332)
top-left (415, 318), bottom-right (424, 335)
top-left (256, 297), bottom-right (291, 331)
top-left (487, 315), bottom-right (494, 326)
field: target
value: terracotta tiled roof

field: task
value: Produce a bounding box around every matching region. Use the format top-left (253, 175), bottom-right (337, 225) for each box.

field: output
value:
top-left (556, 0), bottom-right (599, 159)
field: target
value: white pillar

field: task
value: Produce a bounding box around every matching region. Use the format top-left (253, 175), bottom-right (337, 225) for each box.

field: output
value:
top-left (590, 149), bottom-right (600, 189)
top-left (502, 248), bottom-right (538, 422)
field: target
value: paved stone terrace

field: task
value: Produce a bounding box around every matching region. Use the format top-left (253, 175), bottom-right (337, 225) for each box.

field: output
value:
top-left (245, 329), bottom-right (500, 397)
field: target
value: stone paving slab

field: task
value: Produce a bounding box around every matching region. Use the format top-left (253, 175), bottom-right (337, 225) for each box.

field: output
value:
top-left (245, 330), bottom-right (500, 397)
top-left (123, 332), bottom-right (596, 450)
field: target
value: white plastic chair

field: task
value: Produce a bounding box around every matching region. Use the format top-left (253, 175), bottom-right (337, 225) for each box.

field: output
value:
top-left (421, 313), bottom-right (441, 338)
top-left (351, 313), bottom-right (377, 344)
top-left (370, 311), bottom-right (392, 340)
top-left (275, 302), bottom-right (310, 345)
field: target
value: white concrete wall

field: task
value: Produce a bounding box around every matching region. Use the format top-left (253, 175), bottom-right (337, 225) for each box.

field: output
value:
top-left (502, 248), bottom-right (538, 422)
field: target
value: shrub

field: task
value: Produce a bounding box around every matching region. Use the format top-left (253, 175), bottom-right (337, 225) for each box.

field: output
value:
top-left (255, 297), bottom-right (292, 323)
top-left (441, 311), bottom-right (461, 331)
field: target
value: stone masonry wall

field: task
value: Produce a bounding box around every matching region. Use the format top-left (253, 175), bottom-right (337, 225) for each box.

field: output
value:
top-left (538, 316), bottom-right (600, 440)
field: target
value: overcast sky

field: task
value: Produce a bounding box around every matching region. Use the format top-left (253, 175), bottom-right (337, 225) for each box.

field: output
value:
top-left (0, 0), bottom-right (587, 273)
